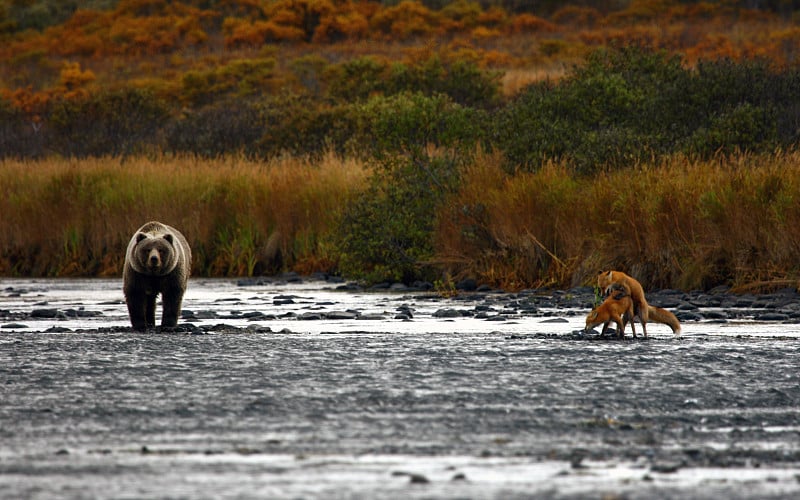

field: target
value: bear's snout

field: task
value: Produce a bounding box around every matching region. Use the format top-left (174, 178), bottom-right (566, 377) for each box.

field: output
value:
top-left (147, 248), bottom-right (161, 269)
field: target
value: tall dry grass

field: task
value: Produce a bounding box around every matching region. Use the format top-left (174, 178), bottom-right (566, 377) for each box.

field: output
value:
top-left (3, 150), bottom-right (800, 291)
top-left (0, 154), bottom-right (368, 277)
top-left (436, 150), bottom-right (800, 291)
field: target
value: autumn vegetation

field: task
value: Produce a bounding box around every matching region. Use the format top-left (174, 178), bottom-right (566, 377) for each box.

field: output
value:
top-left (3, 0), bottom-right (800, 291)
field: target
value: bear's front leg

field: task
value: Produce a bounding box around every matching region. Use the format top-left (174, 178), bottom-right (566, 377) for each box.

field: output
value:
top-left (160, 283), bottom-right (184, 328)
top-left (145, 292), bottom-right (158, 328)
top-left (125, 293), bottom-right (149, 332)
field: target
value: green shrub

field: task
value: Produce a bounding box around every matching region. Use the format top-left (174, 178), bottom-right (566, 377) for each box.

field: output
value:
top-left (336, 92), bottom-right (476, 284)
top-left (48, 87), bottom-right (170, 158)
top-left (164, 99), bottom-right (264, 158)
top-left (354, 91), bottom-right (484, 160)
top-left (492, 47), bottom-right (800, 174)
top-left (336, 154), bottom-right (460, 284)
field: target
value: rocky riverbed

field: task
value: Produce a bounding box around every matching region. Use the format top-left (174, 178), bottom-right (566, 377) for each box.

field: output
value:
top-left (1, 276), bottom-right (799, 499)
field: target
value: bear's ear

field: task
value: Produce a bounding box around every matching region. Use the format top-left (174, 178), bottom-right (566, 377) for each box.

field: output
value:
top-left (164, 234), bottom-right (174, 246)
top-left (136, 232), bottom-right (148, 243)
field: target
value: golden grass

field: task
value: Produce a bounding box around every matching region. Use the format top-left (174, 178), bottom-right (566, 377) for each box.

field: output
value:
top-left (3, 150), bottom-right (800, 291)
top-left (435, 150), bottom-right (800, 291)
top-left (0, 153), bottom-right (369, 277)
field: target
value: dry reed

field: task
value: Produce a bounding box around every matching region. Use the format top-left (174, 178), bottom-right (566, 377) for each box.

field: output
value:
top-left (0, 154), bottom-right (368, 277)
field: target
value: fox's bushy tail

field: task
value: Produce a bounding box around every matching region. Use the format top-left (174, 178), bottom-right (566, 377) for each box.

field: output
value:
top-left (647, 305), bottom-right (681, 335)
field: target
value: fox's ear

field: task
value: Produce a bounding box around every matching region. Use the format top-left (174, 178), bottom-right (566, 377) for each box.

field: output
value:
top-left (606, 271), bottom-right (613, 279)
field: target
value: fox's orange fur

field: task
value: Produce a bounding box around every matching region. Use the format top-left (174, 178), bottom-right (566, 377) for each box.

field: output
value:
top-left (585, 282), bottom-right (636, 338)
top-left (597, 270), bottom-right (682, 336)
top-left (598, 270), bottom-right (650, 337)
top-left (646, 305), bottom-right (682, 335)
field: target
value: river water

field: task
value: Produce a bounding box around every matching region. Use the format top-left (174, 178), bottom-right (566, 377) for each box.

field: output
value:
top-left (1, 278), bottom-right (799, 499)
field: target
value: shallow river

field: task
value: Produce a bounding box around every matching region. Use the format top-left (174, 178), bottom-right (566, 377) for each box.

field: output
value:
top-left (1, 278), bottom-right (799, 499)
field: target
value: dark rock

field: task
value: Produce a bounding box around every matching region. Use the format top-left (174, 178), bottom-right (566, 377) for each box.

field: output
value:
top-left (433, 308), bottom-right (466, 318)
top-left (298, 312), bottom-right (323, 320)
top-left (326, 311), bottom-right (360, 320)
top-left (756, 312), bottom-right (790, 321)
top-left (44, 327), bottom-right (72, 333)
top-left (1, 323), bottom-right (28, 329)
top-left (700, 310), bottom-right (728, 320)
top-left (357, 314), bottom-right (385, 320)
top-left (455, 278), bottom-right (477, 291)
top-left (31, 308), bottom-right (59, 318)
top-left (650, 461), bottom-right (682, 473)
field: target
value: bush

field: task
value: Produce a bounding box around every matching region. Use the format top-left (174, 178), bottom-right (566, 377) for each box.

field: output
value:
top-left (336, 154), bottom-right (460, 284)
top-left (335, 92), bottom-right (476, 284)
top-left (325, 55), bottom-right (501, 108)
top-left (353, 91), bottom-right (484, 160)
top-left (164, 99), bottom-right (265, 158)
top-left (491, 47), bottom-right (800, 174)
top-left (48, 87), bottom-right (170, 158)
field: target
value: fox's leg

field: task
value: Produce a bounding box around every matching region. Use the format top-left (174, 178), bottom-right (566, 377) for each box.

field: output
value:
top-left (627, 305), bottom-right (636, 338)
top-left (600, 321), bottom-right (611, 336)
top-left (640, 305), bottom-right (648, 338)
top-left (634, 301), bottom-right (647, 338)
top-left (614, 315), bottom-right (626, 339)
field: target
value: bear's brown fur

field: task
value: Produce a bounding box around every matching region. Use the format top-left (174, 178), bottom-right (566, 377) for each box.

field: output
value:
top-left (123, 221), bottom-right (191, 331)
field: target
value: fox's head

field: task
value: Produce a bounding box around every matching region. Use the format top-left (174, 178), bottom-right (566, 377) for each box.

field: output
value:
top-left (584, 309), bottom-right (600, 330)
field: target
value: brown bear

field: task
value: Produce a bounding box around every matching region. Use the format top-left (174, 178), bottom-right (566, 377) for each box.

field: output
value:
top-left (123, 221), bottom-right (191, 331)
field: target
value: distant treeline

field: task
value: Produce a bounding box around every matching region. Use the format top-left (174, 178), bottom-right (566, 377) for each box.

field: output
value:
top-left (2, 47), bottom-right (800, 175)
top-left (4, 1), bottom-right (800, 34)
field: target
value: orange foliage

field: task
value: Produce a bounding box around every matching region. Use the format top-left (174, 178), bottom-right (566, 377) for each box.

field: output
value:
top-left (510, 13), bottom-right (558, 34)
top-left (370, 1), bottom-right (439, 39)
top-left (58, 62), bottom-right (96, 91)
top-left (1, 0), bottom-right (798, 106)
top-left (1, 86), bottom-right (50, 120)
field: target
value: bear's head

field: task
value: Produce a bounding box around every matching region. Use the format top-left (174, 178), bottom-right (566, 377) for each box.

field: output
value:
top-left (132, 232), bottom-right (178, 276)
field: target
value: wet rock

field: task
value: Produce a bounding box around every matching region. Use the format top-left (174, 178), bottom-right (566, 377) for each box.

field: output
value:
top-left (392, 471), bottom-right (430, 484)
top-left (358, 314), bottom-right (385, 320)
top-left (64, 308), bottom-right (103, 318)
top-left (755, 312), bottom-right (789, 321)
top-left (297, 312), bottom-right (323, 321)
top-left (676, 312), bottom-right (702, 322)
top-left (541, 318), bottom-right (568, 323)
top-left (485, 315), bottom-right (507, 321)
top-left (650, 461), bottom-right (683, 473)
top-left (31, 308), bottom-right (60, 318)
top-left (1, 323), bottom-right (28, 329)
top-left (456, 278), bottom-right (477, 291)
top-left (433, 308), bottom-right (467, 318)
top-left (396, 305), bottom-right (414, 318)
top-left (701, 310), bottom-right (728, 320)
top-left (44, 326), bottom-right (72, 333)
top-left (326, 311), bottom-right (360, 320)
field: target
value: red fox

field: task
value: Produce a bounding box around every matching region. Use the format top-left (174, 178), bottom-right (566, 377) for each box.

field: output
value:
top-left (597, 270), bottom-right (682, 336)
top-left (585, 282), bottom-right (636, 338)
top-left (598, 270), bottom-right (650, 337)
